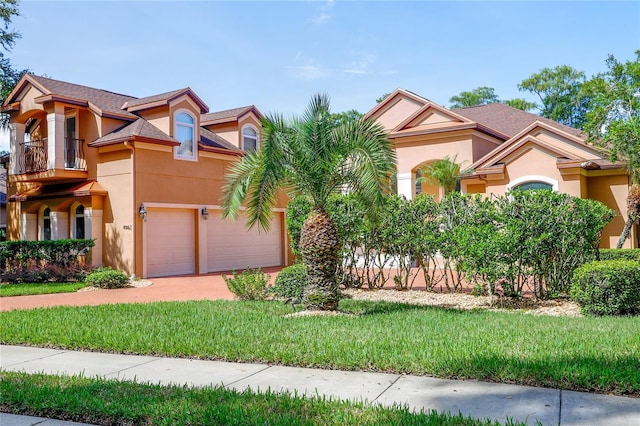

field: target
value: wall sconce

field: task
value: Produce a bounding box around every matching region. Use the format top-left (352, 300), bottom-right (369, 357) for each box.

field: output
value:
top-left (201, 207), bottom-right (209, 220)
top-left (138, 203), bottom-right (147, 222)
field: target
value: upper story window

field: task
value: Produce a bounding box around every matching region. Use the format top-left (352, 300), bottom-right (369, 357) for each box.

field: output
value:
top-left (242, 125), bottom-right (259, 152)
top-left (175, 111), bottom-right (196, 160)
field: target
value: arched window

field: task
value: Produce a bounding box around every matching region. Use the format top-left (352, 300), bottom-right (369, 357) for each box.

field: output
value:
top-left (242, 125), bottom-right (259, 151)
top-left (42, 207), bottom-right (51, 241)
top-left (75, 205), bottom-right (85, 239)
top-left (507, 175), bottom-right (558, 192)
top-left (175, 111), bottom-right (196, 159)
top-left (415, 169), bottom-right (422, 195)
top-left (513, 181), bottom-right (553, 191)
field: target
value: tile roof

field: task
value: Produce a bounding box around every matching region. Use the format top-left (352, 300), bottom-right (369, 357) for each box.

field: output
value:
top-left (200, 127), bottom-right (237, 150)
top-left (89, 118), bottom-right (179, 147)
top-left (200, 106), bottom-right (257, 124)
top-left (9, 180), bottom-right (108, 202)
top-left (122, 88), bottom-right (209, 113)
top-left (28, 75), bottom-right (138, 119)
top-left (452, 103), bottom-right (585, 139)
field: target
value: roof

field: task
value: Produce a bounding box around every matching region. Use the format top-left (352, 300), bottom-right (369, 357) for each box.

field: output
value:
top-left (89, 118), bottom-right (180, 147)
top-left (9, 181), bottom-right (108, 202)
top-left (10, 75), bottom-right (139, 120)
top-left (452, 103), bottom-right (585, 139)
top-left (199, 127), bottom-right (238, 150)
top-left (201, 106), bottom-right (261, 125)
top-left (122, 88), bottom-right (209, 114)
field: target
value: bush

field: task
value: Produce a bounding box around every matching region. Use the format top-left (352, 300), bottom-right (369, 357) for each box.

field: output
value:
top-left (85, 267), bottom-right (130, 289)
top-left (1, 239), bottom-right (94, 283)
top-left (271, 263), bottom-right (307, 300)
top-left (223, 268), bottom-right (271, 301)
top-left (571, 260), bottom-right (640, 316)
top-left (599, 249), bottom-right (640, 262)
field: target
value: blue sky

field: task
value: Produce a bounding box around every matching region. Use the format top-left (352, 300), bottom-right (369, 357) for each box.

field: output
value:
top-left (2, 0), bottom-right (639, 149)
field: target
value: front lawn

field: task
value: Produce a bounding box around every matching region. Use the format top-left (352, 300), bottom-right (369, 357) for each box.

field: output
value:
top-left (1, 299), bottom-right (638, 396)
top-left (0, 371), bottom-right (515, 426)
top-left (0, 282), bottom-right (87, 297)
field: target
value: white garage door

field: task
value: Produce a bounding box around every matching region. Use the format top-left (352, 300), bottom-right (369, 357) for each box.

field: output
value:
top-left (146, 208), bottom-right (196, 277)
top-left (208, 211), bottom-right (282, 272)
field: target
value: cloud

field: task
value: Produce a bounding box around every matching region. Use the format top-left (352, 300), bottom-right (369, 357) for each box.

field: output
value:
top-left (286, 53), bottom-right (328, 80)
top-left (342, 51), bottom-right (376, 75)
top-left (310, 0), bottom-right (335, 25)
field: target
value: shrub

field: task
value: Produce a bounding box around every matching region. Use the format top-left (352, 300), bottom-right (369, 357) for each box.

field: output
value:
top-left (223, 268), bottom-right (271, 301)
top-left (85, 267), bottom-right (130, 289)
top-left (571, 260), bottom-right (640, 316)
top-left (0, 239), bottom-right (94, 283)
top-left (599, 249), bottom-right (640, 262)
top-left (271, 263), bottom-right (307, 300)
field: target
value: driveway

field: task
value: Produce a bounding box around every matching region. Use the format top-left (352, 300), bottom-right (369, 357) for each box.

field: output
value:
top-left (0, 268), bottom-right (282, 312)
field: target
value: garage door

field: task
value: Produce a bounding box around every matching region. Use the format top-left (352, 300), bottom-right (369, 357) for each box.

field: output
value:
top-left (208, 211), bottom-right (282, 272)
top-left (146, 208), bottom-right (196, 277)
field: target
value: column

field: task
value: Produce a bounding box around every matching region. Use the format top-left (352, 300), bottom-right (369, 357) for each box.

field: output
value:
top-left (51, 211), bottom-right (69, 240)
top-left (397, 172), bottom-right (413, 200)
top-left (9, 123), bottom-right (25, 175)
top-left (87, 208), bottom-right (103, 267)
top-left (21, 213), bottom-right (37, 241)
top-left (47, 109), bottom-right (65, 170)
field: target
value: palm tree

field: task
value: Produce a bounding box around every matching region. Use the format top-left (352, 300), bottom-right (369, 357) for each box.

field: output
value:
top-left (222, 94), bottom-right (396, 310)
top-left (418, 154), bottom-right (469, 195)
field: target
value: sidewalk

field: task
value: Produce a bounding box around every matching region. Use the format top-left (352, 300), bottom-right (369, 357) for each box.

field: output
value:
top-left (2, 345), bottom-right (639, 426)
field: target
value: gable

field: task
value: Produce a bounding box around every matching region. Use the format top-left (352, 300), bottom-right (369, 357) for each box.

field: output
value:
top-left (375, 97), bottom-right (425, 130)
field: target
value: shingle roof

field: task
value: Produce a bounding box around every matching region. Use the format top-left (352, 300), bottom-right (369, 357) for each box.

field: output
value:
top-left (199, 127), bottom-right (237, 150)
top-left (452, 103), bottom-right (584, 139)
top-left (200, 106), bottom-right (258, 124)
top-left (9, 180), bottom-right (108, 202)
top-left (28, 75), bottom-right (138, 119)
top-left (122, 88), bottom-right (209, 113)
top-left (89, 118), bottom-right (179, 147)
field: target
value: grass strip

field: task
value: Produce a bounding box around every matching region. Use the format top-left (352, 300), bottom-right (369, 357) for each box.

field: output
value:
top-left (0, 371), bottom-right (517, 426)
top-left (1, 299), bottom-right (638, 396)
top-left (0, 282), bottom-right (87, 297)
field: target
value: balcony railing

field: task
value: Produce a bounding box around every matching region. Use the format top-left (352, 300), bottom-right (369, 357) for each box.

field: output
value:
top-left (18, 139), bottom-right (48, 173)
top-left (17, 138), bottom-right (86, 174)
top-left (64, 138), bottom-right (86, 170)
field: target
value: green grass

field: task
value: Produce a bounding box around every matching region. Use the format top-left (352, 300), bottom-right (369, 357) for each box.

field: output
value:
top-left (0, 371), bottom-right (517, 426)
top-left (1, 299), bottom-right (639, 396)
top-left (0, 282), bottom-right (87, 297)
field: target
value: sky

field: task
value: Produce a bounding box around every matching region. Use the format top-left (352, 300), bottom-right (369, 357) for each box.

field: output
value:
top-left (2, 0), bottom-right (639, 150)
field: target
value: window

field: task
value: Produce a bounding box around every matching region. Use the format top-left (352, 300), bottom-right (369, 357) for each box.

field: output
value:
top-left (513, 181), bottom-right (553, 191)
top-left (175, 111), bottom-right (196, 159)
top-left (65, 114), bottom-right (78, 168)
top-left (507, 176), bottom-right (558, 193)
top-left (415, 169), bottom-right (422, 195)
top-left (42, 207), bottom-right (51, 241)
top-left (75, 205), bottom-right (85, 239)
top-left (242, 125), bottom-right (259, 152)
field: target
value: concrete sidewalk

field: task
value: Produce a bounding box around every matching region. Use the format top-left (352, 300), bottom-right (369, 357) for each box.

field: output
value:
top-left (1, 345), bottom-right (639, 425)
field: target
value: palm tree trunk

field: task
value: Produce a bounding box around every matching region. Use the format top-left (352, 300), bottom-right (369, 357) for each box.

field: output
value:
top-left (617, 184), bottom-right (640, 249)
top-left (300, 208), bottom-right (340, 310)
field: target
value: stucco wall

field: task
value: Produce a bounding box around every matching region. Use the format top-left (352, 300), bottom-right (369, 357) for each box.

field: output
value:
top-left (588, 174), bottom-right (634, 248)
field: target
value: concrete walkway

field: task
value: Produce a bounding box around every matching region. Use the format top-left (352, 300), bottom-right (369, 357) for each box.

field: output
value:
top-left (1, 345), bottom-right (639, 426)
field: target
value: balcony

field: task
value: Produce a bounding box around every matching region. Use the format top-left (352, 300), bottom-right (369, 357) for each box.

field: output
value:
top-left (14, 138), bottom-right (87, 182)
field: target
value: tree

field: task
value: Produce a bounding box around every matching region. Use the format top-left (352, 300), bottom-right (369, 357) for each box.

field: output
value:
top-left (222, 94), bottom-right (396, 310)
top-left (418, 154), bottom-right (469, 195)
top-left (376, 93), bottom-right (390, 103)
top-left (1, 0), bottom-right (27, 128)
top-left (1, 0), bottom-right (20, 51)
top-left (518, 65), bottom-right (588, 128)
top-left (449, 86), bottom-right (500, 108)
top-left (581, 51), bottom-right (640, 247)
top-left (503, 97), bottom-right (537, 112)
top-left (330, 109), bottom-right (362, 126)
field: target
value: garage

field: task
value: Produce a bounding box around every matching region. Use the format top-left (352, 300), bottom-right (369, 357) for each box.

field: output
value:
top-left (146, 208), bottom-right (196, 277)
top-left (207, 210), bottom-right (282, 272)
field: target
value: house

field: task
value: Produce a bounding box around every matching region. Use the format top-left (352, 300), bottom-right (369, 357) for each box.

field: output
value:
top-left (2, 75), bottom-right (290, 278)
top-left (365, 89), bottom-right (636, 249)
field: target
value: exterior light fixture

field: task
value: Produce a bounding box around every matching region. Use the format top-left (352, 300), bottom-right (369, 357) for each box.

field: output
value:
top-left (201, 207), bottom-right (209, 220)
top-left (138, 203), bottom-right (147, 222)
